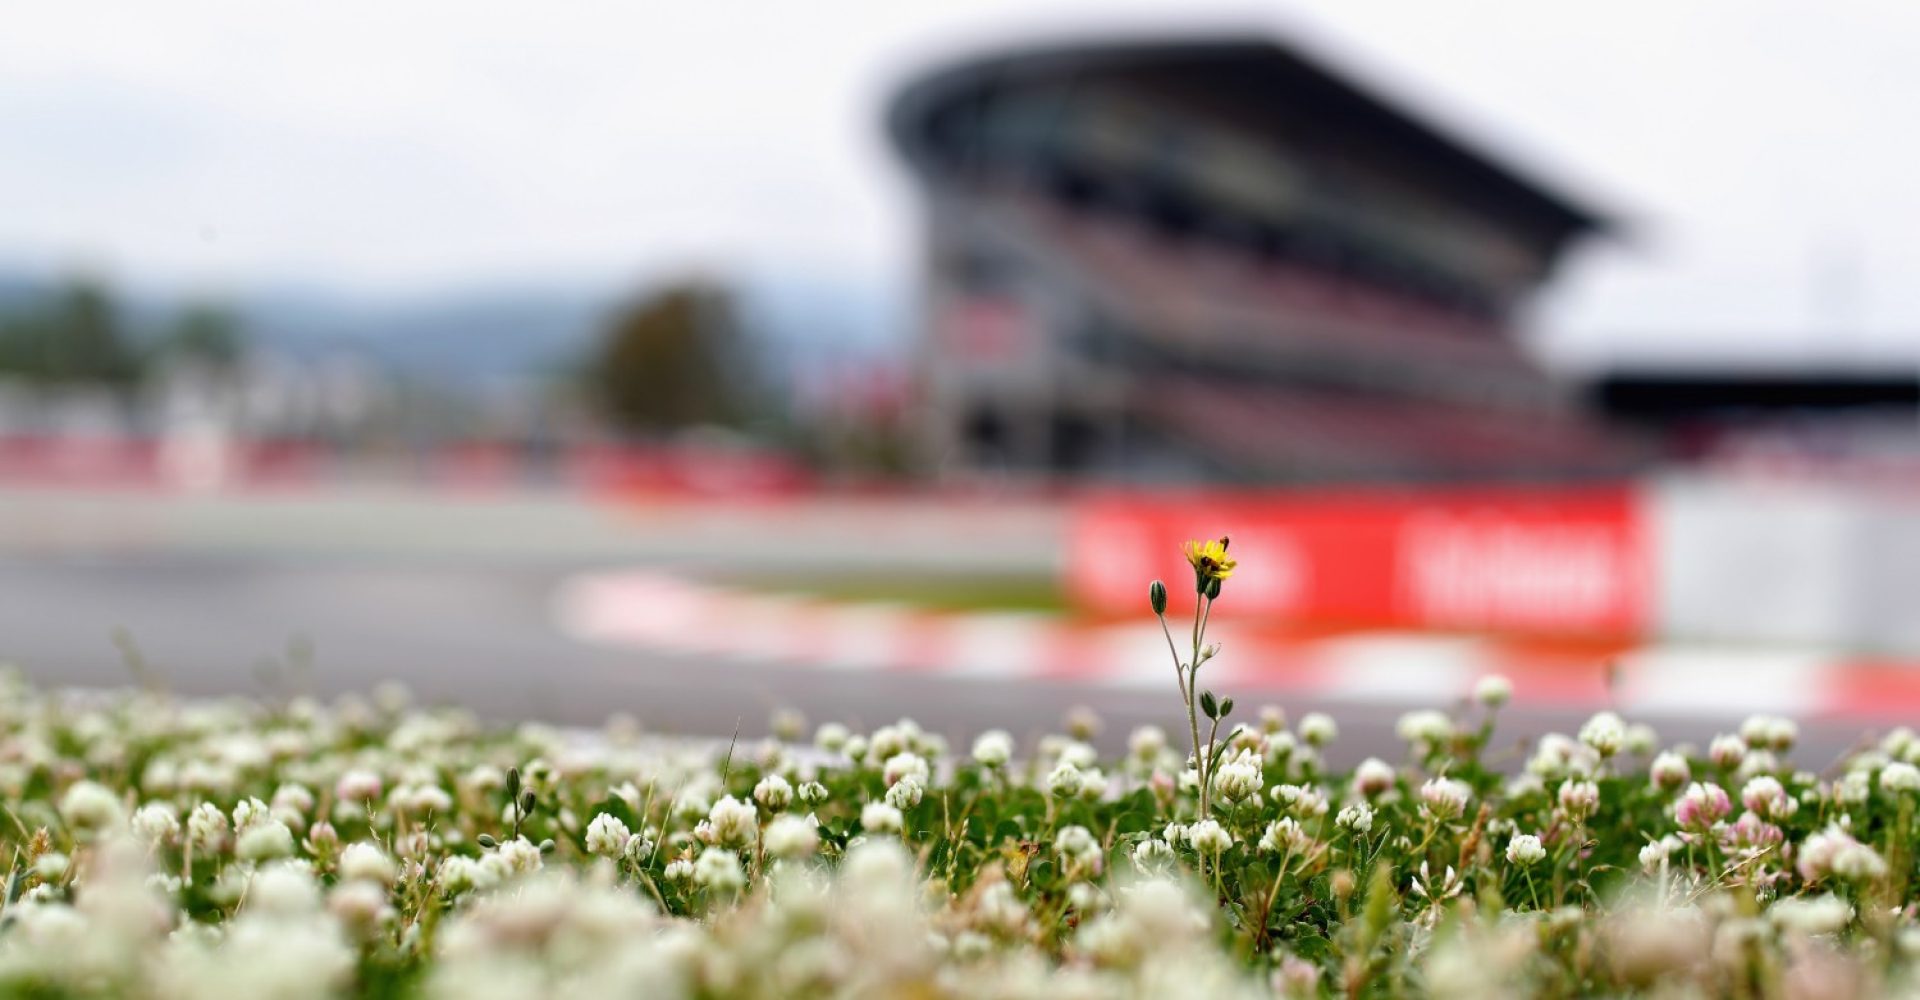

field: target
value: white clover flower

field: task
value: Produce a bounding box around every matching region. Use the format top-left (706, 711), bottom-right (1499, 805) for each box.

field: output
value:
top-left (1211, 759), bottom-right (1262, 804)
top-left (885, 776), bottom-right (924, 811)
top-left (861, 801), bottom-right (903, 835)
top-left (436, 856), bottom-right (492, 895)
top-left (1832, 840), bottom-right (1888, 881)
top-left (705, 796), bottom-right (758, 848)
top-left (1638, 836), bottom-right (1683, 872)
top-left (131, 802), bottom-right (180, 846)
top-left (188, 801), bottom-right (229, 849)
top-left (1298, 713), bottom-right (1337, 747)
top-left (1047, 761), bottom-right (1085, 799)
top-left (753, 774), bottom-right (794, 811)
top-left (1128, 725), bottom-right (1167, 761)
top-left (460, 764), bottom-right (506, 794)
top-left (232, 796), bottom-right (272, 832)
top-left (813, 722), bottom-right (850, 753)
top-left (248, 863), bottom-right (321, 916)
top-left (663, 858), bottom-right (694, 883)
top-left (867, 722), bottom-right (919, 764)
top-left (304, 821), bottom-right (339, 856)
top-left (764, 814), bottom-right (819, 859)
top-left (1881, 761), bottom-right (1920, 794)
top-left (390, 783), bottom-right (453, 816)
top-left (1837, 769), bottom-right (1873, 804)
top-left (1578, 711), bottom-right (1626, 758)
top-left (140, 759), bottom-right (179, 795)
top-left (1132, 838), bottom-right (1175, 872)
top-left (1741, 775), bottom-right (1798, 821)
top-left (1052, 740), bottom-right (1095, 772)
top-left (1353, 757), bottom-right (1396, 798)
top-left (1075, 767), bottom-right (1108, 802)
top-left (1557, 779), bottom-right (1600, 821)
top-left (1396, 710), bottom-right (1452, 748)
top-left (1335, 803), bottom-right (1374, 834)
top-left (971, 730), bottom-right (1014, 769)
top-left (584, 812), bottom-right (632, 857)
top-left (1771, 894), bottom-right (1852, 936)
top-left (1505, 833), bottom-right (1546, 866)
top-left (975, 880), bottom-right (1033, 936)
top-left (1473, 674), bottom-right (1513, 708)
top-left (1272, 783), bottom-right (1330, 818)
top-left (1259, 818), bottom-right (1312, 854)
top-left (797, 781), bottom-right (829, 805)
top-left (1187, 819), bottom-right (1232, 855)
top-left (950, 929), bottom-right (992, 960)
top-left (1850, 752), bottom-right (1893, 774)
top-left (33, 852), bottom-right (67, 881)
top-left (1527, 733), bottom-right (1585, 778)
top-left (883, 752), bottom-right (930, 789)
top-left (334, 768), bottom-right (382, 803)
top-left (1709, 734), bottom-right (1748, 770)
top-left (1737, 749), bottom-right (1780, 780)
top-left (271, 782), bottom-right (315, 815)
top-left (1054, 825), bottom-right (1101, 867)
top-left (487, 837), bottom-right (544, 879)
top-left (1625, 723), bottom-right (1659, 756)
top-left (338, 842), bottom-right (398, 884)
top-left (58, 780), bottom-right (124, 838)
top-left (328, 879), bottom-right (394, 933)
top-left (1649, 751), bottom-right (1691, 791)
top-left (1419, 777), bottom-right (1472, 820)
top-left (693, 847), bottom-right (745, 892)
top-left (1674, 781), bottom-right (1733, 829)
top-left (236, 818), bottom-right (296, 861)
top-left (669, 788), bottom-right (712, 825)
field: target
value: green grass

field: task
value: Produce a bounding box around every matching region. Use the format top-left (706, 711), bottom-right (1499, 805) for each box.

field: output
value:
top-left (736, 572), bottom-right (1067, 614)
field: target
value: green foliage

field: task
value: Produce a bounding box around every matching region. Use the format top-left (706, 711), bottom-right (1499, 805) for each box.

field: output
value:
top-left (587, 281), bottom-right (755, 434)
top-left (0, 279), bottom-right (141, 387)
top-left (157, 303), bottom-right (244, 372)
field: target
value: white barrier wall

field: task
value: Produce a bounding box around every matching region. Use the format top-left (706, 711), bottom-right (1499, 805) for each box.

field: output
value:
top-left (1649, 475), bottom-right (1920, 653)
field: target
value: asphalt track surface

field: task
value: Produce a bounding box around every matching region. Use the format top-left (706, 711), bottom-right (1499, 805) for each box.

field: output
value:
top-left (0, 488), bottom-right (1890, 770)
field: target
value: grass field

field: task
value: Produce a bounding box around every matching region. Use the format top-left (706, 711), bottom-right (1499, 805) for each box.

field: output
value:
top-left (732, 571), bottom-right (1068, 614)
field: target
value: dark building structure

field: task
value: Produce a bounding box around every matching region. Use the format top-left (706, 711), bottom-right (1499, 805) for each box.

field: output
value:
top-left (888, 36), bottom-right (1652, 483)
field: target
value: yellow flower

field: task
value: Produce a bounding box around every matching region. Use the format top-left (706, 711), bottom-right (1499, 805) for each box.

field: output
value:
top-left (1183, 537), bottom-right (1237, 583)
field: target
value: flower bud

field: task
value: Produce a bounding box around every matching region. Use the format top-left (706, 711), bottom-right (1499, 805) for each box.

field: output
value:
top-left (305, 821), bottom-right (340, 855)
top-left (1149, 580), bottom-right (1168, 615)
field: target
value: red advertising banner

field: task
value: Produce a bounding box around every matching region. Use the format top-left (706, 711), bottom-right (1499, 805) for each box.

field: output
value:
top-left (1067, 485), bottom-right (1651, 638)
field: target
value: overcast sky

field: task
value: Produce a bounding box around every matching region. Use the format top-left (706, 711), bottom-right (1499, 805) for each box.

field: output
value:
top-left (3, 1), bottom-right (1918, 370)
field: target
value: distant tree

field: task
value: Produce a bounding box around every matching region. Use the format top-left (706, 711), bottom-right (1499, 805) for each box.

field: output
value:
top-left (588, 281), bottom-right (753, 434)
top-left (0, 278), bottom-right (142, 388)
top-left (160, 302), bottom-right (245, 373)
top-left (46, 279), bottom-right (139, 386)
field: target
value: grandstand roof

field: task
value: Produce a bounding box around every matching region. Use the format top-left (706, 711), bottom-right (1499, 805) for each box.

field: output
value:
top-left (889, 35), bottom-right (1608, 243)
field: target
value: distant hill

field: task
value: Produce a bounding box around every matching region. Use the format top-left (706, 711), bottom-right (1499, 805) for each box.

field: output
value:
top-left (0, 270), bottom-right (908, 391)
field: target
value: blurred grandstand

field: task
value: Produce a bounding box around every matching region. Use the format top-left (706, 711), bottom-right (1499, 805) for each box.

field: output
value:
top-left (889, 35), bottom-right (1657, 484)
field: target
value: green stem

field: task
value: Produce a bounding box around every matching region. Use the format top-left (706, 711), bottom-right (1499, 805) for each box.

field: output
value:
top-left (1186, 665), bottom-right (1205, 819)
top-left (1158, 612), bottom-right (1186, 701)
